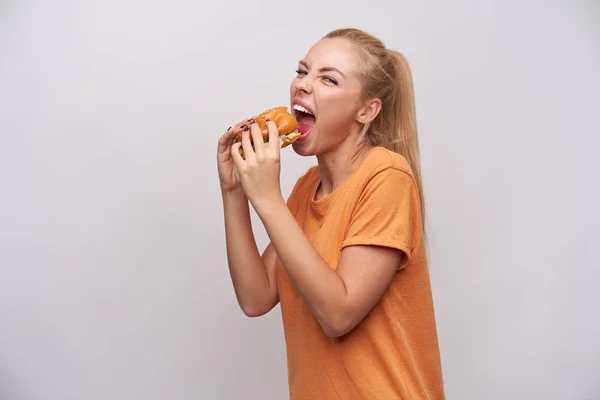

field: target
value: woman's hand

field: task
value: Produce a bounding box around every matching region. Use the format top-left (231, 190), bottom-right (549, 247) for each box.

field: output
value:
top-left (231, 119), bottom-right (285, 211)
top-left (217, 127), bottom-right (239, 192)
top-left (217, 122), bottom-right (246, 193)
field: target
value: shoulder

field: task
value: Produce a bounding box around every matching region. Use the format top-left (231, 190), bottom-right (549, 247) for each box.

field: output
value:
top-left (356, 147), bottom-right (416, 190)
top-left (342, 147), bottom-right (424, 261)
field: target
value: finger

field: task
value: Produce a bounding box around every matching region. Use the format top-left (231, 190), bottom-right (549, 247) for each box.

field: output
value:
top-left (266, 119), bottom-right (280, 156)
top-left (218, 126), bottom-right (233, 146)
top-left (231, 141), bottom-right (245, 165)
top-left (235, 118), bottom-right (254, 130)
top-left (233, 162), bottom-right (241, 183)
top-left (217, 127), bottom-right (234, 158)
top-left (231, 118), bottom-right (253, 139)
top-left (240, 126), bottom-right (255, 160)
top-left (249, 121), bottom-right (265, 158)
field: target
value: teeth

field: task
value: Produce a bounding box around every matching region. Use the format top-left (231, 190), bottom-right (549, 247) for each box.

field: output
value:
top-left (293, 104), bottom-right (313, 116)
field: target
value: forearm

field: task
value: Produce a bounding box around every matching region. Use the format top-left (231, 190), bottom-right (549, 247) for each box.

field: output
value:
top-left (222, 189), bottom-right (274, 315)
top-left (253, 198), bottom-right (349, 334)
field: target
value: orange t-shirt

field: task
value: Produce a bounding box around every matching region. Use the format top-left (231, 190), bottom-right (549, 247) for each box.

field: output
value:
top-left (276, 146), bottom-right (444, 399)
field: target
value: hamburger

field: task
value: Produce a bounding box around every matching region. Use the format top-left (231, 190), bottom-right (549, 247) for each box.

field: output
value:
top-left (233, 106), bottom-right (301, 157)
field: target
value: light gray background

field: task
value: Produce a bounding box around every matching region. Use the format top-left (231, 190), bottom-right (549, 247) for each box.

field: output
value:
top-left (1, 1), bottom-right (599, 399)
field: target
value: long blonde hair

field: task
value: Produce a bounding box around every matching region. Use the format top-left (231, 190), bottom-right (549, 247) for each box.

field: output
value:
top-left (323, 28), bottom-right (426, 235)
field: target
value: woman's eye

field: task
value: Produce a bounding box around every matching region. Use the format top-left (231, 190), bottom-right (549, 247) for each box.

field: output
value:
top-left (323, 76), bottom-right (338, 85)
top-left (295, 69), bottom-right (307, 75)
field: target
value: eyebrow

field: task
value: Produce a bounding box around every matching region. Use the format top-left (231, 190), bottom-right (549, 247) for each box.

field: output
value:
top-left (299, 60), bottom-right (346, 78)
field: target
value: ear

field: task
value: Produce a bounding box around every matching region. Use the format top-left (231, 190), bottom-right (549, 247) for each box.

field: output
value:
top-left (355, 97), bottom-right (382, 124)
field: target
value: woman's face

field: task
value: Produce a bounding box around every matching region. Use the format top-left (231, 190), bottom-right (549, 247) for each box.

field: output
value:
top-left (289, 38), bottom-right (369, 157)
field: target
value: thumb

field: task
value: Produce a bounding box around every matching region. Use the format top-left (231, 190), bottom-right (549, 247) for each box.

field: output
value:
top-left (266, 119), bottom-right (280, 155)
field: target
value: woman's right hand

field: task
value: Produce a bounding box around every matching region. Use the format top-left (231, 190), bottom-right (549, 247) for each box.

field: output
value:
top-left (217, 126), bottom-right (240, 192)
top-left (218, 119), bottom-right (252, 192)
top-left (218, 122), bottom-right (280, 317)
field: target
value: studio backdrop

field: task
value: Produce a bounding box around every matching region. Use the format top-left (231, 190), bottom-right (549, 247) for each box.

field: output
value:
top-left (0, 1), bottom-right (598, 399)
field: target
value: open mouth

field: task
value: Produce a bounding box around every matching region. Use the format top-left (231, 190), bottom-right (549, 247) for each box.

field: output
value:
top-left (292, 103), bottom-right (316, 136)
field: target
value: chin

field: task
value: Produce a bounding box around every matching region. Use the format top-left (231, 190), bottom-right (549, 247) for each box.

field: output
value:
top-left (291, 141), bottom-right (314, 157)
top-left (291, 128), bottom-right (317, 157)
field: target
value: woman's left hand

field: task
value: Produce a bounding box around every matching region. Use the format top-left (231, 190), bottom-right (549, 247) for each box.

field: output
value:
top-left (231, 119), bottom-right (285, 211)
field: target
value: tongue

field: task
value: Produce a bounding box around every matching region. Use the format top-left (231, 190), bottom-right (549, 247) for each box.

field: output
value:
top-left (298, 115), bottom-right (316, 134)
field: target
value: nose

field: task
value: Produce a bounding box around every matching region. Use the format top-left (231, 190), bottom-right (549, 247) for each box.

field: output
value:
top-left (293, 75), bottom-right (313, 94)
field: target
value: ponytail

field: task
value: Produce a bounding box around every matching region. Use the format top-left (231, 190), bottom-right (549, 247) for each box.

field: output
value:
top-left (323, 28), bottom-right (427, 239)
top-left (388, 50), bottom-right (426, 234)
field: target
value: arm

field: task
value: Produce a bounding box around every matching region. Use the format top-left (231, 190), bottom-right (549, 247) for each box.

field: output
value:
top-left (222, 187), bottom-right (279, 317)
top-left (230, 121), bottom-right (412, 336)
top-left (254, 200), bottom-right (403, 337)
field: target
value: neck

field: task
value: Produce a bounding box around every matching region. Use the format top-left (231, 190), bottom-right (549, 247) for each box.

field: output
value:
top-left (314, 137), bottom-right (372, 200)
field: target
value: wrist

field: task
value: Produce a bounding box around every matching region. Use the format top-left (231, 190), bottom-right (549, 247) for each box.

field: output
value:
top-left (221, 186), bottom-right (247, 202)
top-left (251, 194), bottom-right (287, 218)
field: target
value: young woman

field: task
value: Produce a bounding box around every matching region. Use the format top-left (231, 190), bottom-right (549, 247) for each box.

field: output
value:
top-left (217, 28), bottom-right (444, 399)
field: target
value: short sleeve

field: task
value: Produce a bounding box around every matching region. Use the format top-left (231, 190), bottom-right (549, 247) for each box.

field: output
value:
top-left (341, 167), bottom-right (419, 266)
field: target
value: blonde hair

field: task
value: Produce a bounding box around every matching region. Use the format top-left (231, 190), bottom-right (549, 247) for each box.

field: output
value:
top-left (323, 28), bottom-right (427, 235)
